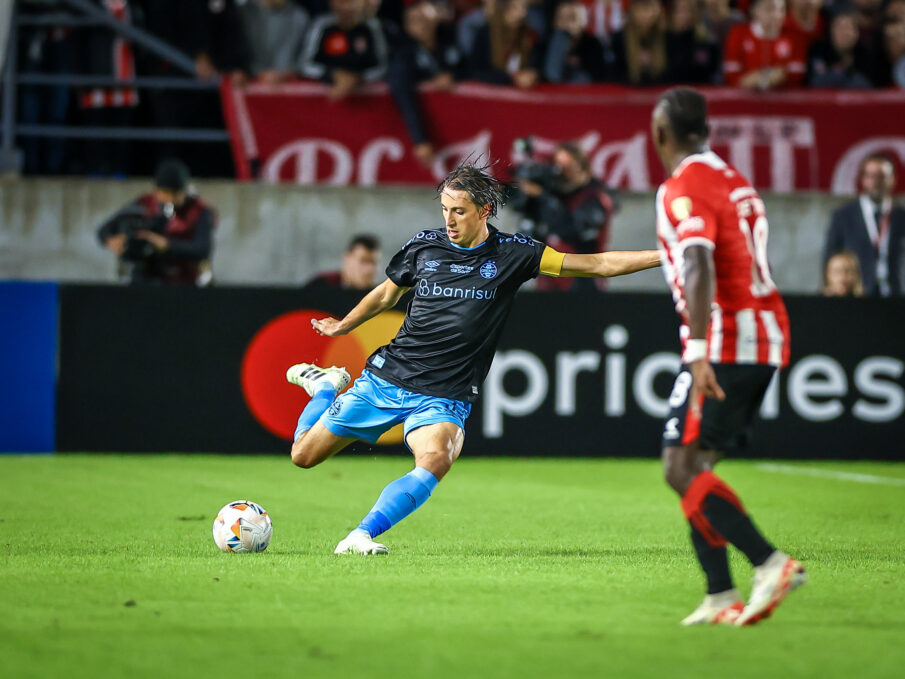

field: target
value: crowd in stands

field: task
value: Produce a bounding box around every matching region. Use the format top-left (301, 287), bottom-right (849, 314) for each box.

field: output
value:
top-left (17, 0), bottom-right (905, 175)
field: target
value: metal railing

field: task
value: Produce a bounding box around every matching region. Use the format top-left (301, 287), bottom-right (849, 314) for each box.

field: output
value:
top-left (1, 0), bottom-right (231, 174)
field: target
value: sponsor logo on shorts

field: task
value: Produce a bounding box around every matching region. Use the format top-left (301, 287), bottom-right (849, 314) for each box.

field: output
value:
top-left (371, 355), bottom-right (385, 369)
top-left (480, 261), bottom-right (498, 279)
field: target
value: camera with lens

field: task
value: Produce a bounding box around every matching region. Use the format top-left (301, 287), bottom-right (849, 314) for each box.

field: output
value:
top-left (108, 204), bottom-right (171, 264)
top-left (508, 137), bottom-right (563, 237)
top-left (511, 137), bottom-right (560, 192)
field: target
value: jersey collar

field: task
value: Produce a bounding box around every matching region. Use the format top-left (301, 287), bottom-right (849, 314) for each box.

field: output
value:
top-left (447, 224), bottom-right (497, 251)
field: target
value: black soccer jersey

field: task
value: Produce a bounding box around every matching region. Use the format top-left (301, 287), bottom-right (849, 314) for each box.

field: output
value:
top-left (366, 226), bottom-right (547, 402)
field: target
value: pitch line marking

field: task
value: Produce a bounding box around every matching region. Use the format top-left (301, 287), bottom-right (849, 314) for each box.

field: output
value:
top-left (756, 463), bottom-right (905, 487)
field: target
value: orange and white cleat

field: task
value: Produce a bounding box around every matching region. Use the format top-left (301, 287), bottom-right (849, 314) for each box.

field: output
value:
top-left (681, 590), bottom-right (745, 626)
top-left (735, 551), bottom-right (807, 626)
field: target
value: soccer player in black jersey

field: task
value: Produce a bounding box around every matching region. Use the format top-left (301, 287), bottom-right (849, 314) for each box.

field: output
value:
top-left (285, 163), bottom-right (661, 555)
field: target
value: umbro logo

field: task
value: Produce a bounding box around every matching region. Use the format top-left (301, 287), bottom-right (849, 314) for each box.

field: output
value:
top-left (424, 260), bottom-right (441, 272)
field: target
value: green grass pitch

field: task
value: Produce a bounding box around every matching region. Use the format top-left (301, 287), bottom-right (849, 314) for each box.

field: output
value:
top-left (2, 454), bottom-right (904, 679)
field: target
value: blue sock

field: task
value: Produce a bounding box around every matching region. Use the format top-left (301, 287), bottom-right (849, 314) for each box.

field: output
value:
top-left (293, 386), bottom-right (336, 442)
top-left (357, 466), bottom-right (439, 538)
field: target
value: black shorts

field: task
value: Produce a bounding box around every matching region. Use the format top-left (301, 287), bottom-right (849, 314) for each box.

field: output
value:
top-left (661, 363), bottom-right (776, 454)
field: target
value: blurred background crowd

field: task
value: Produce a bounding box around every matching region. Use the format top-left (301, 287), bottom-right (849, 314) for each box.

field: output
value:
top-left (16, 0), bottom-right (905, 177)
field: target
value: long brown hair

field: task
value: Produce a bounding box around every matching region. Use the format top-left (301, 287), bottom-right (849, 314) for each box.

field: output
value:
top-left (489, 0), bottom-right (534, 72)
top-left (625, 0), bottom-right (667, 84)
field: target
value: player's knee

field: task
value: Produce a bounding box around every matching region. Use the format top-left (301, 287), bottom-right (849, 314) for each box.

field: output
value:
top-left (662, 447), bottom-right (691, 494)
top-left (290, 440), bottom-right (317, 469)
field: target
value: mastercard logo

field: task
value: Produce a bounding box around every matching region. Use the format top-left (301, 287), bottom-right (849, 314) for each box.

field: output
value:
top-left (240, 309), bottom-right (406, 444)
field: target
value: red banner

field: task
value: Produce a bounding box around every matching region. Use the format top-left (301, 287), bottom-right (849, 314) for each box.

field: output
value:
top-left (221, 81), bottom-right (905, 194)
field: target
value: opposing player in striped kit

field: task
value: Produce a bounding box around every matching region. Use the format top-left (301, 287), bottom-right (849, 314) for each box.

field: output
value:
top-left (651, 87), bottom-right (806, 627)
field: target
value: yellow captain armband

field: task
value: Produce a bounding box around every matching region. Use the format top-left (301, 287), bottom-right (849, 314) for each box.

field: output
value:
top-left (539, 246), bottom-right (565, 277)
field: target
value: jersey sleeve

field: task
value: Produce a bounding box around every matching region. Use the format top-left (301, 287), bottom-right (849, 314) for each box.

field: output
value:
top-left (385, 238), bottom-right (420, 288)
top-left (514, 234), bottom-right (548, 282)
top-left (665, 176), bottom-right (719, 251)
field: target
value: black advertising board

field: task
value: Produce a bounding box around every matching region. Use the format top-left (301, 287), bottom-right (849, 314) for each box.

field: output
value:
top-left (57, 286), bottom-right (905, 459)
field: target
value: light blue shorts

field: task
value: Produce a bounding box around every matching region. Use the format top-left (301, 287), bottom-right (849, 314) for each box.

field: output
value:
top-left (320, 370), bottom-right (472, 445)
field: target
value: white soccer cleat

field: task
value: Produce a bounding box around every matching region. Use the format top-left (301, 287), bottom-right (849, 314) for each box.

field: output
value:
top-left (285, 363), bottom-right (350, 396)
top-left (734, 551), bottom-right (807, 626)
top-left (333, 529), bottom-right (389, 556)
top-left (681, 589), bottom-right (745, 626)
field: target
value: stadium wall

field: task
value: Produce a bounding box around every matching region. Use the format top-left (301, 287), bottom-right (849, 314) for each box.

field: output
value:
top-left (0, 178), bottom-right (851, 293)
top-left (51, 286), bottom-right (905, 460)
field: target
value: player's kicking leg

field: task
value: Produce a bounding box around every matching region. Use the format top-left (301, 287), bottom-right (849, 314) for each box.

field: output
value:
top-left (334, 421), bottom-right (464, 556)
top-left (286, 363), bottom-right (355, 468)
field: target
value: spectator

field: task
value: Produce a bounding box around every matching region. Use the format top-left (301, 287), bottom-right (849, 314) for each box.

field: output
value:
top-left (880, 19), bottom-right (905, 88)
top-left (302, 234), bottom-right (382, 292)
top-left (457, 0), bottom-right (495, 54)
top-left (238, 0), bottom-right (310, 84)
top-left (388, 0), bottom-right (462, 166)
top-left (806, 9), bottom-right (874, 87)
top-left (581, 0), bottom-right (626, 43)
top-left (543, 1), bottom-right (608, 83)
top-left (299, 0), bottom-right (390, 100)
top-left (822, 251), bottom-right (864, 296)
top-left (467, 0), bottom-right (542, 88)
top-left (823, 153), bottom-right (905, 296)
top-left (97, 159), bottom-right (216, 286)
top-left (783, 0), bottom-right (827, 51)
top-left (847, 0), bottom-right (884, 40)
top-left (699, 0), bottom-right (745, 46)
top-left (666, 0), bottom-right (721, 84)
top-left (609, 0), bottom-right (669, 86)
top-left (888, 0), bottom-right (905, 23)
top-left (77, 0), bottom-right (142, 176)
top-left (723, 0), bottom-right (808, 90)
top-left (18, 2), bottom-right (75, 175)
top-left (510, 142), bottom-right (618, 292)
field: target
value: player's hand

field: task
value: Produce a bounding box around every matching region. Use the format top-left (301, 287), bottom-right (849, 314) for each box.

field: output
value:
top-left (689, 360), bottom-right (725, 418)
top-left (311, 317), bottom-right (346, 337)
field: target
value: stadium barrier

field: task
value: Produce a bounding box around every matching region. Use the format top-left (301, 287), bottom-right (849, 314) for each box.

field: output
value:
top-left (53, 285), bottom-right (905, 459)
top-left (1, 178), bottom-right (850, 293)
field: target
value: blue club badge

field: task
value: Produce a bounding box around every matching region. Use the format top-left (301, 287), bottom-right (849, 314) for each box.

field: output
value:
top-left (480, 261), bottom-right (498, 279)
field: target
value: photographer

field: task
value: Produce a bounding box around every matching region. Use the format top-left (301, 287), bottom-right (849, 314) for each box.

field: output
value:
top-left (510, 141), bottom-right (618, 291)
top-left (97, 159), bottom-right (216, 285)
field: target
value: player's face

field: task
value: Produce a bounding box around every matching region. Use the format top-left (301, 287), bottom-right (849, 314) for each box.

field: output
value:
top-left (650, 102), bottom-right (672, 171)
top-left (441, 188), bottom-right (490, 247)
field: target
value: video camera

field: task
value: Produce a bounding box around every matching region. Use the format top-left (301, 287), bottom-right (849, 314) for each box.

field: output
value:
top-left (108, 204), bottom-right (172, 263)
top-left (511, 137), bottom-right (561, 193)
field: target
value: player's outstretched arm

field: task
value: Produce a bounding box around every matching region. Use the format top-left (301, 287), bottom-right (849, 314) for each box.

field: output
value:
top-left (311, 278), bottom-right (410, 337)
top-left (556, 250), bottom-right (661, 278)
